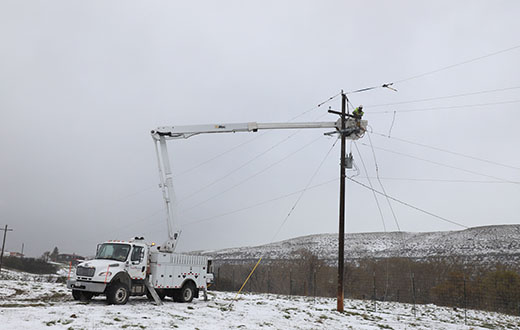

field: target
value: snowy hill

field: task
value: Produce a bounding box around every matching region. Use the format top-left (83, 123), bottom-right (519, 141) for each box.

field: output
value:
top-left (200, 224), bottom-right (520, 265)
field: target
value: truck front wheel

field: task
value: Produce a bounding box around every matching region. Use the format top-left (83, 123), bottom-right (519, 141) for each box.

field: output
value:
top-left (180, 282), bottom-right (196, 303)
top-left (72, 290), bottom-right (93, 302)
top-left (72, 290), bottom-right (81, 301)
top-left (107, 283), bottom-right (130, 305)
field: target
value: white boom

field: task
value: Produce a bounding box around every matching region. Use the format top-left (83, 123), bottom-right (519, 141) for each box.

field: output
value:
top-left (151, 118), bottom-right (367, 252)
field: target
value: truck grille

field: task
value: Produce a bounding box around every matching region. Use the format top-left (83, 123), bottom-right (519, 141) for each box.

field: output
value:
top-left (76, 266), bottom-right (95, 277)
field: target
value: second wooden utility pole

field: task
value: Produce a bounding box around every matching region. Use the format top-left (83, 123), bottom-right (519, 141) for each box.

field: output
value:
top-left (337, 92), bottom-right (347, 312)
top-left (0, 225), bottom-right (13, 273)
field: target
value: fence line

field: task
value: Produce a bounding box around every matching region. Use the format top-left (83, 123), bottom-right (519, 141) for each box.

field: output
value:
top-left (211, 256), bottom-right (520, 316)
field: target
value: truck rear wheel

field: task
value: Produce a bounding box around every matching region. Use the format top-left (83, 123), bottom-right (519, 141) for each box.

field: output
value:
top-left (180, 282), bottom-right (196, 303)
top-left (107, 283), bottom-right (130, 305)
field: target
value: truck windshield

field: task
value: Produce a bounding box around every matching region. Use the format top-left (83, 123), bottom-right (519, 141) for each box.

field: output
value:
top-left (95, 243), bottom-right (131, 262)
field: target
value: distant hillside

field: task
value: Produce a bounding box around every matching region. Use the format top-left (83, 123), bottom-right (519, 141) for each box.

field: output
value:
top-left (200, 224), bottom-right (520, 266)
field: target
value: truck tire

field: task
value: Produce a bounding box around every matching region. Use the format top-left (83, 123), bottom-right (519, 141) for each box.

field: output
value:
top-left (180, 282), bottom-right (196, 303)
top-left (72, 290), bottom-right (93, 302)
top-left (107, 282), bottom-right (130, 305)
top-left (72, 290), bottom-right (81, 301)
top-left (80, 291), bottom-right (93, 302)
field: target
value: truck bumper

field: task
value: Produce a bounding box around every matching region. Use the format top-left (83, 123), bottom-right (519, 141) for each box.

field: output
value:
top-left (67, 279), bottom-right (107, 293)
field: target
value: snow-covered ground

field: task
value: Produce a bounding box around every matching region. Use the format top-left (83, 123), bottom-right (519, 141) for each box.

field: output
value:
top-left (1, 269), bottom-right (520, 329)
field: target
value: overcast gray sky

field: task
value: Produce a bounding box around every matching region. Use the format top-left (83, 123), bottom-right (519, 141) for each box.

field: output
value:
top-left (1, 1), bottom-right (520, 258)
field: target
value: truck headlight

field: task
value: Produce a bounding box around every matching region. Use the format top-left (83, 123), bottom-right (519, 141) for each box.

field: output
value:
top-left (98, 271), bottom-right (112, 277)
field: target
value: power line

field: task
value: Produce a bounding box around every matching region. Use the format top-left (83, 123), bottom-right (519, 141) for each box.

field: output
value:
top-left (230, 138), bottom-right (339, 305)
top-left (345, 83), bottom-right (396, 95)
top-left (177, 142), bottom-right (340, 227)
top-left (358, 142), bottom-right (520, 186)
top-left (368, 99), bottom-right (520, 114)
top-left (353, 143), bottom-right (387, 232)
top-left (180, 108), bottom-right (335, 202)
top-left (394, 43), bottom-right (520, 85)
top-left (368, 86), bottom-right (520, 108)
top-left (180, 136), bottom-right (323, 213)
top-left (365, 134), bottom-right (401, 231)
top-left (372, 132), bottom-right (520, 171)
top-left (181, 178), bottom-right (338, 226)
top-left (348, 177), bottom-right (468, 229)
top-left (342, 44), bottom-right (520, 99)
top-left (175, 133), bottom-right (269, 177)
top-left (359, 177), bottom-right (520, 184)
top-left (104, 209), bottom-right (164, 237)
top-left (176, 92), bottom-right (341, 177)
top-left (180, 111), bottom-right (333, 210)
top-left (270, 138), bottom-right (339, 242)
top-left (314, 93), bottom-right (342, 110)
top-left (179, 131), bottom-right (301, 202)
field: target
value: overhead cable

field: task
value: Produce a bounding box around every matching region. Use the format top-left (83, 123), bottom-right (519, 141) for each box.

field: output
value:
top-left (387, 111), bottom-right (397, 136)
top-left (369, 99), bottom-right (520, 114)
top-left (230, 138), bottom-right (339, 305)
top-left (180, 131), bottom-right (300, 202)
top-left (104, 208), bottom-right (164, 237)
top-left (342, 44), bottom-right (520, 98)
top-left (345, 83), bottom-right (397, 95)
top-left (368, 86), bottom-right (520, 108)
top-left (393, 44), bottom-right (520, 85)
top-left (180, 136), bottom-right (323, 213)
top-left (348, 177), bottom-right (468, 229)
top-left (182, 178), bottom-right (338, 226)
top-left (175, 133), bottom-right (268, 177)
top-left (360, 176), bottom-right (520, 184)
top-left (269, 138), bottom-right (339, 242)
top-left (372, 132), bottom-right (520, 171)
top-left (353, 143), bottom-right (387, 232)
top-left (366, 133), bottom-right (402, 231)
top-left (177, 91), bottom-right (341, 177)
top-left (358, 142), bottom-right (520, 185)
top-left (314, 93), bottom-right (342, 110)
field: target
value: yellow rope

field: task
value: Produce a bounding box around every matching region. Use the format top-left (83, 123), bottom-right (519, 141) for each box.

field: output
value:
top-left (230, 256), bottom-right (263, 304)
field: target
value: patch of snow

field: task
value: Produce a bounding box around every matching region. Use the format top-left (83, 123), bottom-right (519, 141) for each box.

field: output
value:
top-left (1, 275), bottom-right (519, 329)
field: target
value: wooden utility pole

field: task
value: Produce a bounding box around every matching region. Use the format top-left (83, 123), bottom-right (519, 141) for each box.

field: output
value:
top-left (337, 92), bottom-right (347, 312)
top-left (0, 225), bottom-right (13, 272)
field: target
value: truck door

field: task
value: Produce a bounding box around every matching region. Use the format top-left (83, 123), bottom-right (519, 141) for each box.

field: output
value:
top-left (128, 245), bottom-right (147, 280)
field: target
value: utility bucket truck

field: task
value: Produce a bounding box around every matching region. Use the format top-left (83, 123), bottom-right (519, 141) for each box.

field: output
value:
top-left (67, 238), bottom-right (210, 304)
top-left (67, 117), bottom-right (366, 305)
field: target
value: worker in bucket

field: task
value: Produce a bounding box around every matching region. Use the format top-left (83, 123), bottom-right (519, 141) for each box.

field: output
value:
top-left (352, 105), bottom-right (364, 119)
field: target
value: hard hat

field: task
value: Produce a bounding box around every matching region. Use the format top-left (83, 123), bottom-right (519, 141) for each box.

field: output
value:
top-left (359, 105), bottom-right (363, 108)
